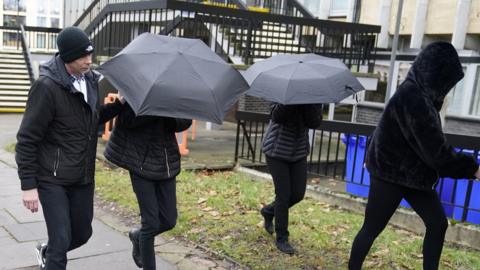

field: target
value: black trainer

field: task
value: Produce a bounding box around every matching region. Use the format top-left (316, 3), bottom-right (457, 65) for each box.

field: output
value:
top-left (35, 242), bottom-right (47, 270)
top-left (260, 208), bottom-right (274, 235)
top-left (128, 229), bottom-right (143, 268)
top-left (276, 240), bottom-right (295, 255)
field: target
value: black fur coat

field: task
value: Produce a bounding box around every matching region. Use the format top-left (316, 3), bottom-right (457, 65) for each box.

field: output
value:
top-left (366, 42), bottom-right (478, 190)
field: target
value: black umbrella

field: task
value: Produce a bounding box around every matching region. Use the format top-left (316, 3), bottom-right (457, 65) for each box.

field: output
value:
top-left (244, 53), bottom-right (364, 104)
top-left (97, 33), bottom-right (249, 124)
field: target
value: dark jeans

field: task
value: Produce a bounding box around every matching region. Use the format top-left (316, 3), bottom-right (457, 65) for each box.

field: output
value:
top-left (130, 173), bottom-right (177, 270)
top-left (38, 181), bottom-right (94, 270)
top-left (349, 177), bottom-right (448, 270)
top-left (262, 156), bottom-right (307, 241)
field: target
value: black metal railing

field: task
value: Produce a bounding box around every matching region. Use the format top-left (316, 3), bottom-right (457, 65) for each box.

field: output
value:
top-left (0, 25), bottom-right (60, 52)
top-left (19, 25), bottom-right (35, 84)
top-left (235, 111), bottom-right (480, 224)
top-left (76, 0), bottom-right (379, 69)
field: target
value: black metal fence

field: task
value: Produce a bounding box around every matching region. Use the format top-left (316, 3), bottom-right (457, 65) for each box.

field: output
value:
top-left (76, 0), bottom-right (379, 69)
top-left (0, 25), bottom-right (60, 52)
top-left (235, 111), bottom-right (480, 224)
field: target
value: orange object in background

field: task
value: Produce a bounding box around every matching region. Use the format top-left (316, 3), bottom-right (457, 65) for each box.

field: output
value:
top-left (102, 93), bottom-right (195, 156)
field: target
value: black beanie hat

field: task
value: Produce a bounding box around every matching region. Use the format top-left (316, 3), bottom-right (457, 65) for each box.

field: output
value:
top-left (57, 27), bottom-right (94, 63)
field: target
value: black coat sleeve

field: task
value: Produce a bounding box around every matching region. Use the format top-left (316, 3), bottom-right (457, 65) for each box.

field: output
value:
top-left (98, 98), bottom-right (124, 125)
top-left (15, 80), bottom-right (55, 190)
top-left (301, 104), bottom-right (323, 129)
top-left (397, 96), bottom-right (478, 179)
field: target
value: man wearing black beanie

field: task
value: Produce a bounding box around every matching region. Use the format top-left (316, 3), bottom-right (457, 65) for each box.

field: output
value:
top-left (15, 26), bottom-right (124, 270)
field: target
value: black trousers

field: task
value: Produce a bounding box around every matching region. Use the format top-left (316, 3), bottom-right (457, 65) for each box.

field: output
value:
top-left (349, 177), bottom-right (448, 270)
top-left (130, 173), bottom-right (177, 270)
top-left (262, 156), bottom-right (307, 241)
top-left (38, 181), bottom-right (94, 270)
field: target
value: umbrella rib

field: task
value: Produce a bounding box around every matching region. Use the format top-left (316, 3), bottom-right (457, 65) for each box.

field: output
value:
top-left (283, 63), bottom-right (302, 104)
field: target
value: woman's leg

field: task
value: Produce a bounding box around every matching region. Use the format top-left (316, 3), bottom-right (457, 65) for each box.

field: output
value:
top-left (349, 178), bottom-right (403, 270)
top-left (153, 177), bottom-right (177, 234)
top-left (265, 156), bottom-right (292, 242)
top-left (402, 187), bottom-right (448, 270)
top-left (288, 158), bottom-right (307, 207)
top-left (130, 173), bottom-right (161, 270)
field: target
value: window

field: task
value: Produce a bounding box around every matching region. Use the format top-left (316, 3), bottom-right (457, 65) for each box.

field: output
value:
top-left (50, 0), bottom-right (61, 15)
top-left (51, 18), bottom-right (60, 28)
top-left (330, 0), bottom-right (348, 16)
top-left (3, 15), bottom-right (26, 26)
top-left (3, 32), bottom-right (18, 47)
top-left (37, 33), bottom-right (46, 49)
top-left (469, 66), bottom-right (480, 117)
top-left (37, 17), bottom-right (47, 27)
top-left (3, 0), bottom-right (26, 12)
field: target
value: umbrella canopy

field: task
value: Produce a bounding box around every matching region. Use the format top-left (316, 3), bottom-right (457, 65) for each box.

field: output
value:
top-left (244, 53), bottom-right (364, 105)
top-left (97, 33), bottom-right (249, 124)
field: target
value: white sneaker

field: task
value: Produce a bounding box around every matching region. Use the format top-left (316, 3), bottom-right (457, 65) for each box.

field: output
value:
top-left (35, 242), bottom-right (47, 269)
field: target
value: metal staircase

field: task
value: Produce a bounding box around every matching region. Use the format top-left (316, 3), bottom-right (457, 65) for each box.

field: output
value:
top-left (0, 50), bottom-right (30, 112)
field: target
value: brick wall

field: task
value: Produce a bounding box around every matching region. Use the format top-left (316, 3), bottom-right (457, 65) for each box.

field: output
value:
top-left (356, 102), bottom-right (480, 136)
top-left (238, 95), bottom-right (271, 113)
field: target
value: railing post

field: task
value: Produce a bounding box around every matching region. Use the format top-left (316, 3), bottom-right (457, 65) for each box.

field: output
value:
top-left (234, 119), bottom-right (241, 163)
top-left (244, 21), bottom-right (253, 65)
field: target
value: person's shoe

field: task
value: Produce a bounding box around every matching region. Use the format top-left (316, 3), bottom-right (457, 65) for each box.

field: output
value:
top-left (260, 208), bottom-right (274, 235)
top-left (276, 239), bottom-right (295, 255)
top-left (128, 229), bottom-right (143, 268)
top-left (35, 242), bottom-right (47, 270)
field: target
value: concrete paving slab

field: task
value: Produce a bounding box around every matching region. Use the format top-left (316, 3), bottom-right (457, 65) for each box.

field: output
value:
top-left (0, 241), bottom-right (38, 269)
top-left (0, 235), bottom-right (17, 246)
top-left (0, 209), bottom-right (16, 226)
top-left (4, 222), bottom-right (47, 242)
top-left (5, 204), bottom-right (44, 223)
top-left (68, 250), bottom-right (176, 270)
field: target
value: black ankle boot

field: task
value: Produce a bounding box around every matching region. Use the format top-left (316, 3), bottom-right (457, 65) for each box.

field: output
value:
top-left (276, 239), bottom-right (295, 255)
top-left (128, 229), bottom-right (143, 268)
top-left (260, 208), bottom-right (274, 235)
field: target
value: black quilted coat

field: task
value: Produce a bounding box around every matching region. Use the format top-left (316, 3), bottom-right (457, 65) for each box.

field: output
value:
top-left (366, 41), bottom-right (478, 190)
top-left (105, 103), bottom-right (191, 180)
top-left (262, 104), bottom-right (323, 162)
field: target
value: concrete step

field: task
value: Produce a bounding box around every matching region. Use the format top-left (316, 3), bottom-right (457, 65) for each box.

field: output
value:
top-left (0, 69), bottom-right (28, 74)
top-left (0, 96), bottom-right (27, 101)
top-left (0, 59), bottom-right (26, 64)
top-left (0, 79), bottom-right (31, 85)
top-left (0, 84), bottom-right (30, 90)
top-left (0, 53), bottom-right (24, 59)
top-left (0, 63), bottom-right (27, 69)
top-left (0, 90), bottom-right (29, 95)
top-left (0, 101), bottom-right (26, 107)
top-left (0, 74), bottom-right (29, 79)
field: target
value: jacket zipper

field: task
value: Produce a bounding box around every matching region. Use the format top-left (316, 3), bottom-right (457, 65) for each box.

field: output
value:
top-left (164, 148), bottom-right (171, 177)
top-left (53, 148), bottom-right (60, 176)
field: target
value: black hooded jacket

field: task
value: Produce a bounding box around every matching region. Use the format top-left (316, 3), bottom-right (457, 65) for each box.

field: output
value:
top-left (104, 103), bottom-right (191, 180)
top-left (15, 54), bottom-right (123, 190)
top-left (366, 42), bottom-right (478, 190)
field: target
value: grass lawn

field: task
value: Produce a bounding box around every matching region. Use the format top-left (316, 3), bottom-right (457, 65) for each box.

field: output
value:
top-left (99, 162), bottom-right (480, 269)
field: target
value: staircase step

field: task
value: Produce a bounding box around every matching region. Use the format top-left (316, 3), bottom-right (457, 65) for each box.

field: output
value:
top-left (0, 74), bottom-right (29, 79)
top-left (0, 90), bottom-right (29, 95)
top-left (0, 58), bottom-right (26, 64)
top-left (0, 63), bottom-right (27, 69)
top-left (0, 53), bottom-right (24, 59)
top-left (0, 96), bottom-right (28, 101)
top-left (0, 101), bottom-right (26, 107)
top-left (0, 79), bottom-right (30, 85)
top-left (0, 69), bottom-right (28, 74)
top-left (0, 84), bottom-right (30, 89)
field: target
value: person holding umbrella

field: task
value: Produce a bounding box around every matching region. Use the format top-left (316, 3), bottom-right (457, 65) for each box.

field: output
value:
top-left (260, 103), bottom-right (323, 254)
top-left (104, 102), bottom-right (191, 269)
top-left (244, 53), bottom-right (364, 254)
top-left (348, 42), bottom-right (480, 270)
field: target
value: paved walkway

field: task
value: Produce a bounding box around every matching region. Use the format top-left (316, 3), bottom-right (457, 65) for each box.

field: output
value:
top-left (0, 114), bottom-right (240, 270)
